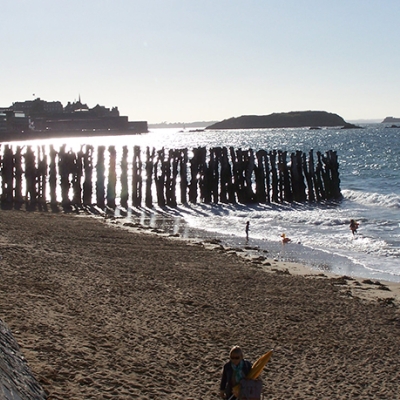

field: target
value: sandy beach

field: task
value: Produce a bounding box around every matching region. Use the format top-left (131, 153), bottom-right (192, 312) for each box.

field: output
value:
top-left (0, 209), bottom-right (399, 399)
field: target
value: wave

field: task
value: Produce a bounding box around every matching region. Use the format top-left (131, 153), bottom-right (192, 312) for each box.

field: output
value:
top-left (342, 189), bottom-right (400, 209)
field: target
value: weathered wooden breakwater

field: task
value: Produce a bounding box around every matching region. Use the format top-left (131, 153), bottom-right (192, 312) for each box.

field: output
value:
top-left (0, 144), bottom-right (341, 209)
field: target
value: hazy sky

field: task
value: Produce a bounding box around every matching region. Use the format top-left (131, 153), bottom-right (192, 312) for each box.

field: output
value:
top-left (2, 0), bottom-right (399, 123)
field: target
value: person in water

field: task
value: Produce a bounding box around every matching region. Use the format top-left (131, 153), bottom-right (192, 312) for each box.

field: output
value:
top-left (245, 221), bottom-right (250, 240)
top-left (219, 346), bottom-right (252, 399)
top-left (349, 219), bottom-right (359, 235)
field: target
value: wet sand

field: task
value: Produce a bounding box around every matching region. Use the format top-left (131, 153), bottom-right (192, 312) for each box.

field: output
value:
top-left (0, 209), bottom-right (399, 399)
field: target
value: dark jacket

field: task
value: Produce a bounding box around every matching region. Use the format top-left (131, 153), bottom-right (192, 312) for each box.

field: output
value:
top-left (220, 360), bottom-right (252, 398)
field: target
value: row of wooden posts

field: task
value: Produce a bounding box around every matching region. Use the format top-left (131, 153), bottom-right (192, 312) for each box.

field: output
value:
top-left (0, 144), bottom-right (341, 209)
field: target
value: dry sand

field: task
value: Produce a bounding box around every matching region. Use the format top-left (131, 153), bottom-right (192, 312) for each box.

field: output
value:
top-left (0, 209), bottom-right (399, 399)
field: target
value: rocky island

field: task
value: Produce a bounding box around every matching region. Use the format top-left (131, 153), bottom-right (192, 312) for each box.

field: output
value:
top-left (206, 111), bottom-right (347, 130)
top-left (382, 116), bottom-right (400, 123)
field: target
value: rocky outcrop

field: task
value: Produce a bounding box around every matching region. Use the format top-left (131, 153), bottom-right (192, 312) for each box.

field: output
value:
top-left (205, 111), bottom-right (347, 130)
top-left (341, 122), bottom-right (363, 130)
top-left (382, 116), bottom-right (400, 123)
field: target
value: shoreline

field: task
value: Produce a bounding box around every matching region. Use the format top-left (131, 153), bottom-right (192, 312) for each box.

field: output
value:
top-left (0, 209), bottom-right (399, 398)
top-left (107, 213), bottom-right (400, 307)
top-left (110, 204), bottom-right (400, 284)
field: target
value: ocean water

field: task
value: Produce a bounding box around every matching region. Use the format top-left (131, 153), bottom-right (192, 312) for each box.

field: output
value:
top-left (6, 124), bottom-right (400, 282)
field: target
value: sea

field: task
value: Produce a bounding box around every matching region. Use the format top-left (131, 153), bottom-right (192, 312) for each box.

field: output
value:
top-left (6, 124), bottom-right (400, 283)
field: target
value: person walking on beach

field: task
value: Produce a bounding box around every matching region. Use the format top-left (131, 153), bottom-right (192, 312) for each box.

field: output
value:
top-left (219, 346), bottom-right (252, 399)
top-left (245, 221), bottom-right (250, 240)
top-left (349, 219), bottom-right (359, 235)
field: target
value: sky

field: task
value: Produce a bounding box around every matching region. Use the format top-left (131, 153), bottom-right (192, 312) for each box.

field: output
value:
top-left (2, 0), bottom-right (400, 123)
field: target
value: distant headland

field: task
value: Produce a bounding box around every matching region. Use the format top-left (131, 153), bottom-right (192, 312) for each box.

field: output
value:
top-left (148, 121), bottom-right (218, 129)
top-left (0, 97), bottom-right (148, 142)
top-left (382, 116), bottom-right (400, 123)
top-left (206, 111), bottom-right (352, 130)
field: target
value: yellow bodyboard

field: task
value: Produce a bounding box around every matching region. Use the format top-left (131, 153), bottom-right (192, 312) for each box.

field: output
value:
top-left (232, 350), bottom-right (273, 397)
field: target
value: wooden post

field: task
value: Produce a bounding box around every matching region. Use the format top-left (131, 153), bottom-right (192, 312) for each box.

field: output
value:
top-left (265, 151), bottom-right (271, 204)
top-left (297, 151), bottom-right (307, 202)
top-left (179, 149), bottom-right (188, 204)
top-left (132, 145), bottom-right (142, 207)
top-left (236, 149), bottom-right (247, 203)
top-left (325, 150), bottom-right (341, 200)
top-left (24, 146), bottom-right (37, 206)
top-left (188, 148), bottom-right (199, 203)
top-left (219, 147), bottom-right (233, 203)
top-left (14, 146), bottom-right (24, 204)
top-left (255, 149), bottom-right (268, 203)
top-left (209, 148), bottom-right (220, 204)
top-left (37, 145), bottom-right (48, 205)
top-left (208, 148), bottom-right (216, 203)
top-left (189, 147), bottom-right (201, 204)
top-left (132, 145), bottom-right (138, 207)
top-left (72, 146), bottom-right (83, 206)
top-left (1, 145), bottom-right (14, 204)
top-left (278, 151), bottom-right (285, 203)
top-left (83, 145), bottom-right (94, 206)
top-left (270, 150), bottom-right (279, 203)
top-left (107, 146), bottom-right (117, 209)
top-left (0, 144), bottom-right (2, 203)
top-left (230, 148), bottom-right (243, 203)
top-left (96, 146), bottom-right (106, 209)
top-left (303, 150), bottom-right (315, 202)
top-left (244, 149), bottom-right (256, 203)
top-left (309, 150), bottom-right (320, 202)
top-left (290, 151), bottom-right (307, 202)
top-left (200, 147), bottom-right (208, 203)
top-left (189, 147), bottom-right (207, 204)
top-left (169, 149), bottom-right (180, 207)
top-left (315, 151), bottom-right (326, 200)
top-left (280, 151), bottom-right (293, 203)
top-left (165, 149), bottom-right (173, 206)
top-left (49, 145), bottom-right (57, 206)
top-left (145, 147), bottom-right (155, 208)
top-left (58, 145), bottom-right (69, 207)
top-left (320, 151), bottom-right (332, 200)
top-left (283, 151), bottom-right (293, 203)
top-left (154, 148), bottom-right (166, 207)
top-left (289, 152), bottom-right (297, 202)
top-left (173, 149), bottom-right (180, 206)
top-left (331, 150), bottom-right (341, 200)
top-left (120, 146), bottom-right (129, 209)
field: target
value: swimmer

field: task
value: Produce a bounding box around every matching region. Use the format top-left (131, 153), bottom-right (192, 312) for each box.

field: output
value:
top-left (281, 233), bottom-right (291, 243)
top-left (349, 219), bottom-right (359, 235)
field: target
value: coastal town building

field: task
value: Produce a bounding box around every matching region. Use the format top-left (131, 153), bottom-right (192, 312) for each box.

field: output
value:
top-left (0, 112), bottom-right (6, 133)
top-left (0, 108), bottom-right (30, 134)
top-left (12, 99), bottom-right (63, 116)
top-left (0, 97), bottom-right (147, 140)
